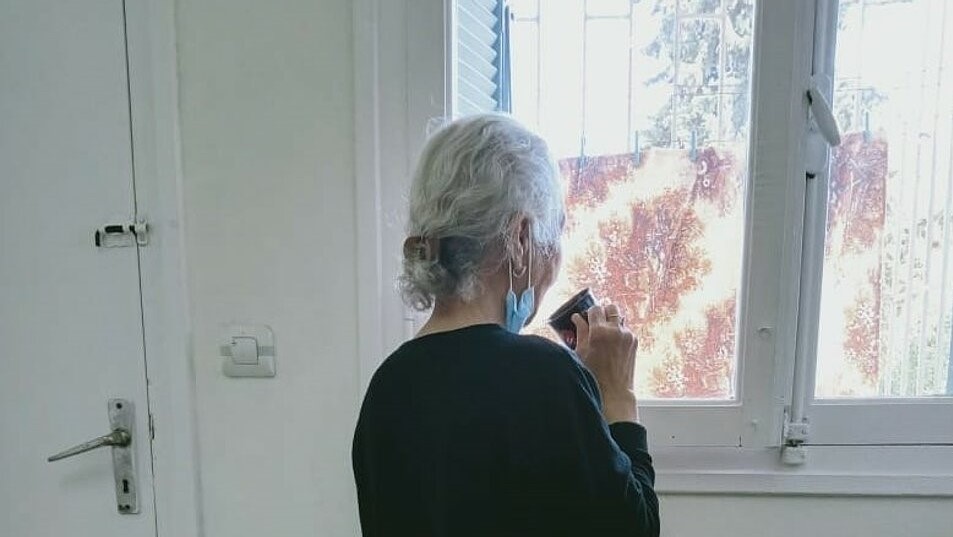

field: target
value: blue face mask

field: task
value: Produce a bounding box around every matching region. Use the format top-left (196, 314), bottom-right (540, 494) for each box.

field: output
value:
top-left (504, 242), bottom-right (535, 334)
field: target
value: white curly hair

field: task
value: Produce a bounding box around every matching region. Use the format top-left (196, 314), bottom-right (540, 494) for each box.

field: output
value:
top-left (399, 113), bottom-right (565, 310)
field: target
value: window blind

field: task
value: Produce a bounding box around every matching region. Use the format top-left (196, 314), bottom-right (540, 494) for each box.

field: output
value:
top-left (456, 0), bottom-right (510, 115)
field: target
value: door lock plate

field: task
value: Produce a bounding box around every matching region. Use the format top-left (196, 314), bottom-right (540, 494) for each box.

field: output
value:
top-left (108, 399), bottom-right (139, 514)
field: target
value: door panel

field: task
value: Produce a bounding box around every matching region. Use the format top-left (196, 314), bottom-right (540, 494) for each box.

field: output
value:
top-left (0, 0), bottom-right (156, 535)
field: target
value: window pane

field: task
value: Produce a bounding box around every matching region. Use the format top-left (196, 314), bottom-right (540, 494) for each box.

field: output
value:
top-left (815, 0), bottom-right (953, 398)
top-left (511, 0), bottom-right (756, 399)
top-left (586, 0), bottom-right (630, 18)
top-left (584, 19), bottom-right (631, 155)
top-left (510, 18), bottom-right (539, 126)
top-left (509, 0), bottom-right (538, 19)
top-left (681, 0), bottom-right (722, 16)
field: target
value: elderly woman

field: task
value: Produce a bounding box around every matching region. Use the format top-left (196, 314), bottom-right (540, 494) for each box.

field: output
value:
top-left (352, 114), bottom-right (659, 537)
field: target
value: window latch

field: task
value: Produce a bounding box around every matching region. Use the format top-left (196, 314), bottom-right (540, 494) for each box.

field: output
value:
top-left (783, 418), bottom-right (811, 445)
top-left (780, 410), bottom-right (810, 466)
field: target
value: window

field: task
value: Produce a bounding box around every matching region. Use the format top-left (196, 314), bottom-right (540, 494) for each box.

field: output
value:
top-left (449, 0), bottom-right (953, 452)
top-left (452, 0), bottom-right (777, 450)
top-left (359, 0), bottom-right (953, 494)
top-left (508, 0), bottom-right (755, 401)
top-left (797, 0), bottom-right (953, 446)
top-left (816, 0), bottom-right (953, 399)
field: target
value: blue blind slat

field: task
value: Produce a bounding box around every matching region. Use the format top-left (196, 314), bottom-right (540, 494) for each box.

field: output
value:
top-left (456, 0), bottom-right (510, 114)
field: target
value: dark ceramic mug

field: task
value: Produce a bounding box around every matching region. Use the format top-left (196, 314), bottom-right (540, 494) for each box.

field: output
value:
top-left (547, 288), bottom-right (597, 350)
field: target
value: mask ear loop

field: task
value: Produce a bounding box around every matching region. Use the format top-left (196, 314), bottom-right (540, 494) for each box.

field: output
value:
top-left (527, 234), bottom-right (533, 290)
top-left (509, 226), bottom-right (534, 290)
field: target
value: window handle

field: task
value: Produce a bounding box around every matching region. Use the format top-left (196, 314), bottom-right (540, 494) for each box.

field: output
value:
top-left (806, 77), bottom-right (841, 147)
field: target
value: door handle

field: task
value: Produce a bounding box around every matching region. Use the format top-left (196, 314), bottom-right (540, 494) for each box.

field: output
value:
top-left (46, 399), bottom-right (140, 514)
top-left (47, 429), bottom-right (131, 462)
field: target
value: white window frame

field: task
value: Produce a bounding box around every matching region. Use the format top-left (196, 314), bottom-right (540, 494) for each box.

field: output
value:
top-left (791, 0), bottom-right (953, 448)
top-left (353, 0), bottom-right (953, 496)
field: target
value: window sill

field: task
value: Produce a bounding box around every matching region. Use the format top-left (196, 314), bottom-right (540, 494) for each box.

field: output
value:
top-left (652, 445), bottom-right (953, 497)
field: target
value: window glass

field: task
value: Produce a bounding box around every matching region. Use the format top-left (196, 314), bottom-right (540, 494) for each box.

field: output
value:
top-left (815, 0), bottom-right (953, 398)
top-left (511, 0), bottom-right (756, 399)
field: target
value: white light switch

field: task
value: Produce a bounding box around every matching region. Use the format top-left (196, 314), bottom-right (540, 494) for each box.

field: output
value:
top-left (230, 336), bottom-right (259, 365)
top-left (219, 324), bottom-right (276, 377)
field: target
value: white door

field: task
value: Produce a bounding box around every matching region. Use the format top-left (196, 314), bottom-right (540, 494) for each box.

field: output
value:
top-left (0, 0), bottom-right (157, 535)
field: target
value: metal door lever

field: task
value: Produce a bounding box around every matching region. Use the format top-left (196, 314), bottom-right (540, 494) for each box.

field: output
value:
top-left (46, 399), bottom-right (140, 513)
top-left (47, 429), bottom-right (131, 462)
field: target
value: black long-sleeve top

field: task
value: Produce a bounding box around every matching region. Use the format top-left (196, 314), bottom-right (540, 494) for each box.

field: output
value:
top-left (352, 324), bottom-right (660, 537)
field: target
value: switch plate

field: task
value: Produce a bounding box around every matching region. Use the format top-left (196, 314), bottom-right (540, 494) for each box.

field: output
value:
top-left (230, 336), bottom-right (259, 365)
top-left (219, 324), bottom-right (276, 377)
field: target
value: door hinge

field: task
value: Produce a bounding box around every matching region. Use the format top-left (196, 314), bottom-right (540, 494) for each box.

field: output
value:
top-left (94, 220), bottom-right (149, 248)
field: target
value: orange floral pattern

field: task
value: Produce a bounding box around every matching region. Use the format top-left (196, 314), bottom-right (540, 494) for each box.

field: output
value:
top-left (533, 145), bottom-right (745, 398)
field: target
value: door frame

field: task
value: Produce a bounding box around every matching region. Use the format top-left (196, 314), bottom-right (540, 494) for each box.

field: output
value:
top-left (123, 1), bottom-right (202, 536)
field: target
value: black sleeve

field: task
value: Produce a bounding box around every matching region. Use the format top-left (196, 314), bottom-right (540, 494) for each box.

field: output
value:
top-left (517, 348), bottom-right (660, 537)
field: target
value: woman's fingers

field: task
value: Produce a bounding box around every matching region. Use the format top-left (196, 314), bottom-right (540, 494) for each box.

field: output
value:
top-left (571, 313), bottom-right (590, 354)
top-left (577, 302), bottom-right (640, 422)
top-left (590, 304), bottom-right (625, 328)
top-left (587, 305), bottom-right (606, 326)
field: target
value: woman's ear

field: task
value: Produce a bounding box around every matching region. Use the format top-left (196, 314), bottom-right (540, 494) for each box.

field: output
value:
top-left (403, 236), bottom-right (439, 262)
top-left (509, 216), bottom-right (532, 274)
top-left (518, 217), bottom-right (532, 246)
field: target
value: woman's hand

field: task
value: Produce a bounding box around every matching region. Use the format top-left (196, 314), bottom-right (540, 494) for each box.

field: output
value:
top-left (571, 304), bottom-right (639, 424)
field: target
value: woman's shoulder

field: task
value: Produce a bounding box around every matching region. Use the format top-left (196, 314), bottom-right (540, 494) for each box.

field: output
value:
top-left (507, 334), bottom-right (598, 390)
top-left (509, 332), bottom-right (578, 366)
top-left (499, 334), bottom-right (605, 419)
top-left (366, 325), bottom-right (596, 394)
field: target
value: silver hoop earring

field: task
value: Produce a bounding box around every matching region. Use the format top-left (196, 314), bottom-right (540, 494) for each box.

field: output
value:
top-left (511, 263), bottom-right (527, 278)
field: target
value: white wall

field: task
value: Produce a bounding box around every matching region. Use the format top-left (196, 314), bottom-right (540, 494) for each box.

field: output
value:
top-left (659, 495), bottom-right (952, 537)
top-left (175, 0), bottom-right (360, 535)
top-left (172, 1), bottom-right (952, 536)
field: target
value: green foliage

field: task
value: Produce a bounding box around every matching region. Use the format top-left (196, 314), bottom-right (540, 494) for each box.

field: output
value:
top-left (641, 0), bottom-right (755, 147)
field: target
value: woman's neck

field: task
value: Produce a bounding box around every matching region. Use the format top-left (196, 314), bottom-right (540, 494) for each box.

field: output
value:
top-left (417, 293), bottom-right (505, 337)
